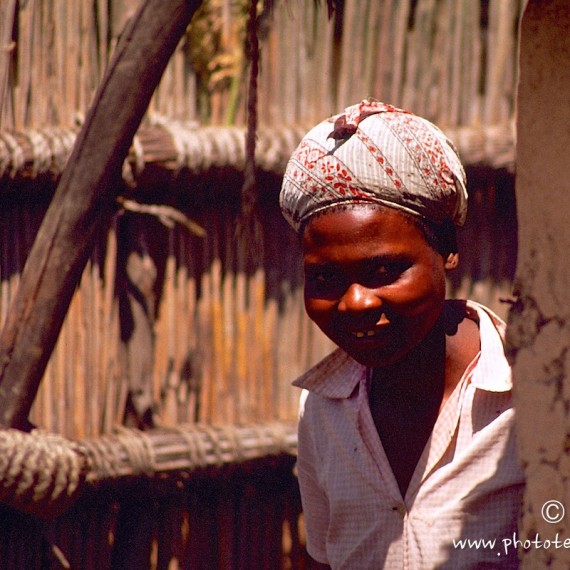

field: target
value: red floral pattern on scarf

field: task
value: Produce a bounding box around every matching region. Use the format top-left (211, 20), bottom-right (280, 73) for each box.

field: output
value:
top-left (280, 99), bottom-right (467, 232)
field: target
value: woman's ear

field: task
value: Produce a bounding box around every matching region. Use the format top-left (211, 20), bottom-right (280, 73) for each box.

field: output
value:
top-left (445, 253), bottom-right (459, 270)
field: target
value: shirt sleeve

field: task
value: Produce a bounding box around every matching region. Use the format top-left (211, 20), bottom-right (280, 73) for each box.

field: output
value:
top-left (296, 391), bottom-right (330, 564)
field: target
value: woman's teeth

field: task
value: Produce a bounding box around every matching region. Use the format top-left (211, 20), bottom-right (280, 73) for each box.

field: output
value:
top-left (352, 330), bottom-right (378, 338)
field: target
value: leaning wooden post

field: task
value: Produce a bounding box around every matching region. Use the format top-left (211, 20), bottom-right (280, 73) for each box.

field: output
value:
top-left (0, 0), bottom-right (203, 429)
top-left (508, 1), bottom-right (570, 567)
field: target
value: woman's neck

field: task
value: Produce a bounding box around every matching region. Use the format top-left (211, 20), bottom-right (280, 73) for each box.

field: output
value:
top-left (374, 316), bottom-right (446, 402)
top-left (372, 302), bottom-right (481, 409)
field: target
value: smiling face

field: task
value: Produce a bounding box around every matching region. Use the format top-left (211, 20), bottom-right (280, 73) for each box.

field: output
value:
top-left (302, 206), bottom-right (454, 368)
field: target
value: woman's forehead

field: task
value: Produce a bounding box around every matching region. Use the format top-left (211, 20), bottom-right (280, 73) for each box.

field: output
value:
top-left (302, 205), bottom-right (428, 254)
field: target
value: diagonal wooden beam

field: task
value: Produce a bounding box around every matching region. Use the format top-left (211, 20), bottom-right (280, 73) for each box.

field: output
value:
top-left (0, 0), bottom-right (203, 429)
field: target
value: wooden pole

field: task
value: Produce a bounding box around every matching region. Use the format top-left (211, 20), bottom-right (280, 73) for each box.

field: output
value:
top-left (0, 0), bottom-right (203, 429)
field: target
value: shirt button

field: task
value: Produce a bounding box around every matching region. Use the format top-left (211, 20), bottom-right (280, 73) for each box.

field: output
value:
top-left (393, 503), bottom-right (406, 517)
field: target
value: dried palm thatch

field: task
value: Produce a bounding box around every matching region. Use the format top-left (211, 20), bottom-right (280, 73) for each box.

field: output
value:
top-left (260, 0), bottom-right (524, 126)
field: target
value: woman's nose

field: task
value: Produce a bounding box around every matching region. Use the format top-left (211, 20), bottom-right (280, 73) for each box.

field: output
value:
top-left (338, 283), bottom-right (382, 313)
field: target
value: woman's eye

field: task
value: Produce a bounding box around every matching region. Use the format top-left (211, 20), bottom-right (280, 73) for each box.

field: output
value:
top-left (305, 268), bottom-right (345, 294)
top-left (311, 270), bottom-right (340, 285)
top-left (368, 262), bottom-right (407, 285)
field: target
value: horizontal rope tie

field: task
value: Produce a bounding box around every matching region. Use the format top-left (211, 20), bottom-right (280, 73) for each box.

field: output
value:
top-left (114, 426), bottom-right (156, 476)
top-left (0, 131), bottom-right (25, 178)
top-left (0, 428), bottom-right (88, 518)
top-left (0, 120), bottom-right (516, 186)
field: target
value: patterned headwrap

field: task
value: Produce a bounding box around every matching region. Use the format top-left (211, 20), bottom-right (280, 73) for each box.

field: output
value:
top-left (280, 99), bottom-right (468, 233)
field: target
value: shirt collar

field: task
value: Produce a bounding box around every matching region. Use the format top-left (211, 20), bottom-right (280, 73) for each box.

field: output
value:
top-left (467, 301), bottom-right (512, 392)
top-left (293, 300), bottom-right (512, 398)
top-left (292, 348), bottom-right (366, 399)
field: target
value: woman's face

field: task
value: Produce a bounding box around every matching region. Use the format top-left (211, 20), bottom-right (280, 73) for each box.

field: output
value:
top-left (302, 206), bottom-right (450, 368)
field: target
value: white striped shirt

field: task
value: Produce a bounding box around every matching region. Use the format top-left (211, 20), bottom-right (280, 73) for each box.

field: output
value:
top-left (294, 301), bottom-right (524, 569)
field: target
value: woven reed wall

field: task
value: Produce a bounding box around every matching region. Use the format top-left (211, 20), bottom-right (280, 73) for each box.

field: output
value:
top-left (0, 174), bottom-right (336, 437)
top-left (0, 0), bottom-right (522, 438)
top-left (0, 160), bottom-right (516, 439)
top-left (0, 455), bottom-right (314, 570)
top-left (0, 2), bottom-right (520, 565)
top-left (259, 0), bottom-right (524, 127)
top-left (0, 0), bottom-right (524, 131)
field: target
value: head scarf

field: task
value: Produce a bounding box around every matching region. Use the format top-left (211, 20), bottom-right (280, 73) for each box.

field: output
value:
top-left (279, 99), bottom-right (468, 232)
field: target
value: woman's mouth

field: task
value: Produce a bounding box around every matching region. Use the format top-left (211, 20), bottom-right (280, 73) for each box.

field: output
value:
top-left (350, 329), bottom-right (381, 338)
top-left (337, 325), bottom-right (395, 366)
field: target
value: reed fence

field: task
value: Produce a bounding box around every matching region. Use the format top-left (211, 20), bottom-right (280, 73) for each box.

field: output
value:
top-left (0, 418), bottom-right (308, 569)
top-left (1, 0), bottom-right (524, 131)
top-left (0, 450), bottom-right (307, 570)
top-left (0, 1), bottom-right (522, 566)
top-left (0, 118), bottom-right (515, 438)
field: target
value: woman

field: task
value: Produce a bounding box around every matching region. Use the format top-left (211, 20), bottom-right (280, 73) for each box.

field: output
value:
top-left (280, 100), bottom-right (523, 569)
